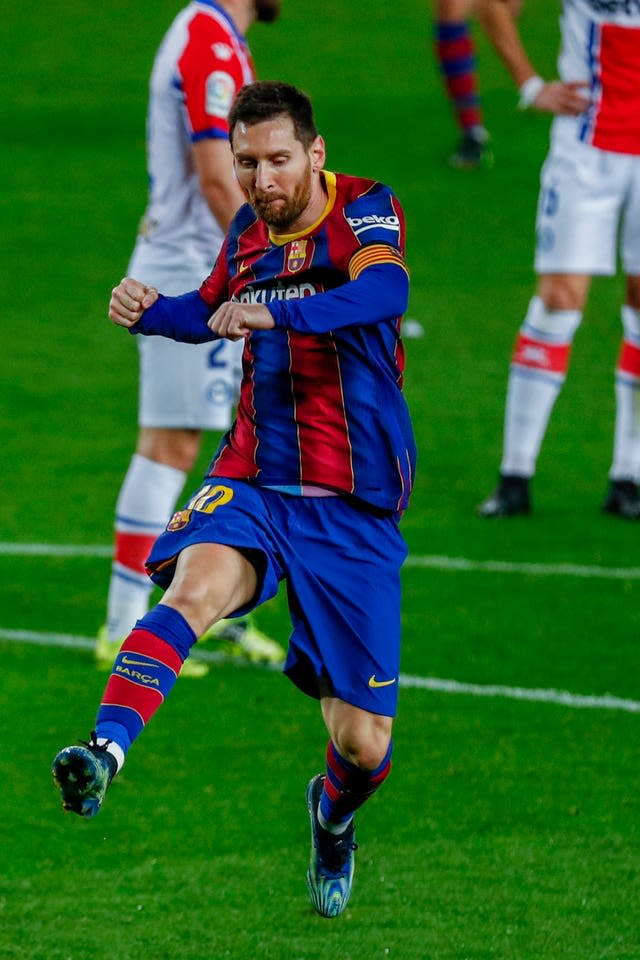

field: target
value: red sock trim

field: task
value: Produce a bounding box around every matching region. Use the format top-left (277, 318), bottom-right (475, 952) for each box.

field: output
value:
top-left (618, 340), bottom-right (640, 378)
top-left (513, 334), bottom-right (571, 374)
top-left (100, 630), bottom-right (182, 723)
top-left (114, 531), bottom-right (158, 575)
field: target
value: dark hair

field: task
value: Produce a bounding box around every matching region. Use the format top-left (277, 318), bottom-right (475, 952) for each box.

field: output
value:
top-left (229, 81), bottom-right (318, 148)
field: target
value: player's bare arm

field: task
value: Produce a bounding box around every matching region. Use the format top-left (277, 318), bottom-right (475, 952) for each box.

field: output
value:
top-left (477, 0), bottom-right (589, 115)
top-left (192, 139), bottom-right (246, 232)
top-left (109, 278), bottom-right (159, 328)
top-left (208, 301), bottom-right (275, 340)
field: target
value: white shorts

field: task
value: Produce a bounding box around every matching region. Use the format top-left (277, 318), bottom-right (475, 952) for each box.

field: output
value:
top-left (128, 240), bottom-right (243, 431)
top-left (534, 120), bottom-right (640, 277)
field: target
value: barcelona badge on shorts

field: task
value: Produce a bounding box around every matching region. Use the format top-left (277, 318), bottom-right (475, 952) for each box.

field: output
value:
top-left (167, 509), bottom-right (192, 532)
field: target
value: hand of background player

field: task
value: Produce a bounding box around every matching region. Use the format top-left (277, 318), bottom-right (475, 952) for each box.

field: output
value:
top-left (534, 81), bottom-right (590, 116)
top-left (109, 278), bottom-right (159, 328)
top-left (208, 302), bottom-right (275, 341)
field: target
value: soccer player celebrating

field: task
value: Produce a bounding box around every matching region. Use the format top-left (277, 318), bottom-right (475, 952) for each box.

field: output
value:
top-left (52, 81), bottom-right (417, 919)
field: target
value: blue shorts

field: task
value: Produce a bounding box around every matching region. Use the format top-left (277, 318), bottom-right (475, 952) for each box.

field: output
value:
top-left (146, 478), bottom-right (408, 716)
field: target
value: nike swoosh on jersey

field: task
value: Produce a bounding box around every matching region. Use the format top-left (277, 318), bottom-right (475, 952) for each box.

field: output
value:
top-left (368, 675), bottom-right (397, 688)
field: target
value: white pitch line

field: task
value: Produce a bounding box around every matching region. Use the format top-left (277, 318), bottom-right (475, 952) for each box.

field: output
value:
top-left (401, 674), bottom-right (640, 713)
top-left (1, 627), bottom-right (638, 714)
top-left (403, 554), bottom-right (640, 580)
top-left (2, 541), bottom-right (640, 580)
top-left (0, 542), bottom-right (112, 558)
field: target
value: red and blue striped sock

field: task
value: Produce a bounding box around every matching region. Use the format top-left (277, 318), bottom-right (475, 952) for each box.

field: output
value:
top-left (318, 740), bottom-right (393, 834)
top-left (434, 20), bottom-right (483, 131)
top-left (95, 604), bottom-right (197, 757)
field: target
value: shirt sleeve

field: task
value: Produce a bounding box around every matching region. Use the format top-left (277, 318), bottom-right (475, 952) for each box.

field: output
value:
top-left (266, 245), bottom-right (409, 334)
top-left (198, 236), bottom-right (232, 309)
top-left (130, 290), bottom-right (217, 343)
top-left (177, 14), bottom-right (248, 142)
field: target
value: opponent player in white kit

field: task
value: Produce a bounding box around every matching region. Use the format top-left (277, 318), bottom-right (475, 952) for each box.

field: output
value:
top-left (98, 0), bottom-right (285, 674)
top-left (478, 0), bottom-right (640, 519)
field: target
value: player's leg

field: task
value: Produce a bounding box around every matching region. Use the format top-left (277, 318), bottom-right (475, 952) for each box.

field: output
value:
top-left (479, 276), bottom-right (588, 516)
top-left (286, 498), bottom-right (405, 917)
top-left (480, 136), bottom-right (622, 516)
top-left (54, 541), bottom-right (258, 817)
top-left (306, 699), bottom-right (393, 919)
top-left (433, 0), bottom-right (490, 168)
top-left (319, 699), bottom-right (393, 832)
top-left (604, 274), bottom-right (640, 518)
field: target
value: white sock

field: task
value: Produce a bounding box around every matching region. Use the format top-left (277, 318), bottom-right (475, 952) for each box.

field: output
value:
top-left (501, 297), bottom-right (581, 476)
top-left (105, 454), bottom-right (186, 640)
top-left (317, 807), bottom-right (353, 835)
top-left (96, 737), bottom-right (126, 773)
top-left (501, 371), bottom-right (561, 476)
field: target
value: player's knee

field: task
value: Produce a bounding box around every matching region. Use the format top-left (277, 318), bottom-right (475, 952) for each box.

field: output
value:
top-left (333, 717), bottom-right (392, 771)
top-left (536, 276), bottom-right (587, 313)
top-left (523, 295), bottom-right (582, 341)
top-left (163, 574), bottom-right (232, 638)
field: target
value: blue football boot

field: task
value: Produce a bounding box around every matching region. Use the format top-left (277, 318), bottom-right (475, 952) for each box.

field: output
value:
top-left (52, 733), bottom-right (118, 818)
top-left (306, 774), bottom-right (358, 918)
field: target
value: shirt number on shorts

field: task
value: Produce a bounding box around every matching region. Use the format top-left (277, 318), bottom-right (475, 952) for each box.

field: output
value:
top-left (208, 342), bottom-right (226, 369)
top-left (186, 484), bottom-right (234, 514)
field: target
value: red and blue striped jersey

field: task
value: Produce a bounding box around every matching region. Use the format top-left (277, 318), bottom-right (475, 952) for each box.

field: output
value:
top-left (199, 170), bottom-right (416, 513)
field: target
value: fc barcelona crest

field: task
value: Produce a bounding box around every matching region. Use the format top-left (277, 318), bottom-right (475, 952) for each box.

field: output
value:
top-left (167, 509), bottom-right (192, 532)
top-left (287, 239), bottom-right (308, 273)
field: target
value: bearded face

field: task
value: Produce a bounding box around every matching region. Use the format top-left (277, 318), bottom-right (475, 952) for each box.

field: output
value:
top-left (249, 158), bottom-right (313, 231)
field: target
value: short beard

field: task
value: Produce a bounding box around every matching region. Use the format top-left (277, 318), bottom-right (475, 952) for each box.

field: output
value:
top-left (255, 0), bottom-right (281, 23)
top-left (251, 165), bottom-right (313, 231)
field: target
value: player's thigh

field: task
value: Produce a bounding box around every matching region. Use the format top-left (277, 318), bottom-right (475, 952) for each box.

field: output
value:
top-left (146, 478), bottom-right (284, 608)
top-left (535, 134), bottom-right (626, 276)
top-left (162, 541), bottom-right (258, 636)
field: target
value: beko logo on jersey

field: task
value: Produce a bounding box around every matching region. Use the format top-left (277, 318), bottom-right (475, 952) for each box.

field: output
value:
top-left (236, 282), bottom-right (318, 304)
top-left (347, 214), bottom-right (400, 235)
top-left (586, 0), bottom-right (640, 13)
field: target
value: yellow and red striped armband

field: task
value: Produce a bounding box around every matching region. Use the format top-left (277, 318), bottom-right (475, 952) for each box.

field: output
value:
top-left (348, 244), bottom-right (409, 281)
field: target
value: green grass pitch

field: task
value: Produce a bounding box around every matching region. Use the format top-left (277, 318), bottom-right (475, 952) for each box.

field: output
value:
top-left (1, 3), bottom-right (639, 958)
